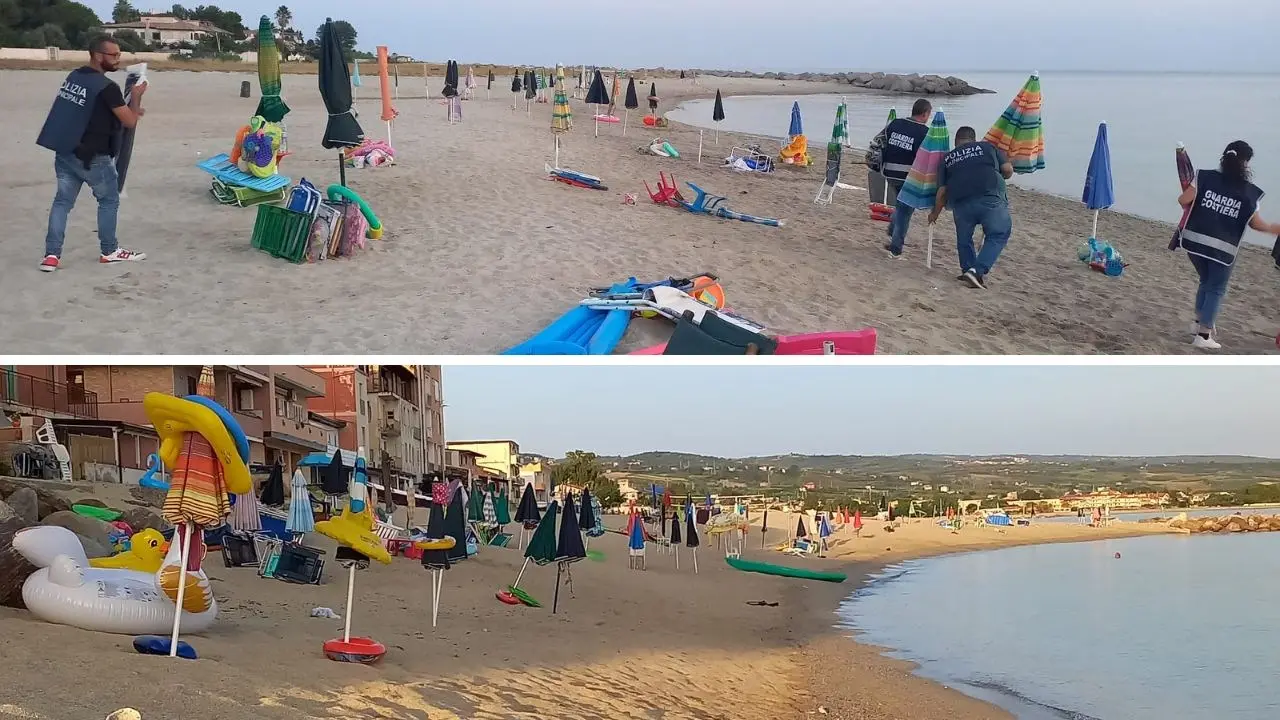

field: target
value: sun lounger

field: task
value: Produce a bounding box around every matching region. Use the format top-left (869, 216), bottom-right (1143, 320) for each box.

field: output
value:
top-left (210, 179), bottom-right (287, 207)
top-left (197, 152), bottom-right (291, 192)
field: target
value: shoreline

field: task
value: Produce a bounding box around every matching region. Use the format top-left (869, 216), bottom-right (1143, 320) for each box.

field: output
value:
top-left (796, 520), bottom-right (1177, 719)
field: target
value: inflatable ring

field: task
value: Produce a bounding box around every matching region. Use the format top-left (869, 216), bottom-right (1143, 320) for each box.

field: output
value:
top-left (323, 637), bottom-right (386, 663)
top-left (326, 184), bottom-right (383, 239)
top-left (496, 590), bottom-right (521, 605)
top-left (142, 393), bottom-right (252, 496)
top-left (184, 395), bottom-right (250, 463)
top-left (414, 537), bottom-right (457, 552)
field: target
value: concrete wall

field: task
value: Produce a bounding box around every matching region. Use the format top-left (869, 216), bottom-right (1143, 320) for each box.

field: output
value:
top-left (82, 461), bottom-right (146, 485)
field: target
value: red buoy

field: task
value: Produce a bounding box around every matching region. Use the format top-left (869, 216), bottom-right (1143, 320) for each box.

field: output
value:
top-left (323, 637), bottom-right (386, 664)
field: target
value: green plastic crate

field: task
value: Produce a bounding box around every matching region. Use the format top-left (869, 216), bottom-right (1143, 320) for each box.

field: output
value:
top-left (251, 204), bottom-right (313, 263)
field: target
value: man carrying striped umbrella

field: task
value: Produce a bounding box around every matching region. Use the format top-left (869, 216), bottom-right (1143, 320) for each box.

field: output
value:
top-left (928, 124), bottom-right (1015, 289)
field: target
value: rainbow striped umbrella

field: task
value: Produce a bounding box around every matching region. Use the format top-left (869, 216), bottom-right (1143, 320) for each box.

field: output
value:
top-left (551, 67), bottom-right (572, 167)
top-left (897, 110), bottom-right (951, 210)
top-left (254, 16), bottom-right (289, 123)
top-left (886, 107), bottom-right (897, 125)
top-left (1170, 143), bottom-right (1196, 250)
top-left (985, 73), bottom-right (1044, 174)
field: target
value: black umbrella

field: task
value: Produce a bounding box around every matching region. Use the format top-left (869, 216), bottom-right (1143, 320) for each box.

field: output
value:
top-left (319, 450), bottom-right (349, 495)
top-left (444, 484), bottom-right (468, 561)
top-left (796, 516), bottom-right (808, 538)
top-left (443, 60), bottom-right (459, 98)
top-left (511, 71), bottom-right (522, 93)
top-left (578, 488), bottom-right (596, 532)
top-left (713, 90), bottom-right (725, 122)
top-left (685, 500), bottom-right (700, 574)
top-left (487, 69), bottom-right (494, 90)
top-left (524, 70), bottom-right (536, 101)
top-left (260, 460), bottom-right (285, 506)
top-left (116, 71), bottom-right (143, 191)
top-left (679, 70), bottom-right (686, 79)
top-left (647, 82), bottom-right (659, 115)
top-left (515, 483), bottom-right (541, 525)
top-left (318, 18), bottom-right (364, 186)
top-left (585, 70), bottom-right (610, 136)
top-left (669, 505), bottom-right (682, 569)
top-left (553, 493), bottom-right (587, 613)
top-left (624, 78), bottom-right (639, 110)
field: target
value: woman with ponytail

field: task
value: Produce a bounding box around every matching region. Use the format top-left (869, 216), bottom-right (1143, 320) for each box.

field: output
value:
top-left (1176, 140), bottom-right (1280, 349)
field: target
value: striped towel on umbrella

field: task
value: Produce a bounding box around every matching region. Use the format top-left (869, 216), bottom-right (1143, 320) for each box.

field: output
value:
top-left (286, 469), bottom-right (315, 534)
top-left (162, 433), bottom-right (231, 527)
top-left (228, 490), bottom-right (262, 532)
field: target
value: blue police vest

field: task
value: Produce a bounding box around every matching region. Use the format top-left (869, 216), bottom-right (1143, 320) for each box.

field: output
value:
top-left (36, 69), bottom-right (111, 155)
top-left (1180, 169), bottom-right (1263, 266)
top-left (941, 141), bottom-right (1003, 205)
top-left (880, 118), bottom-right (928, 181)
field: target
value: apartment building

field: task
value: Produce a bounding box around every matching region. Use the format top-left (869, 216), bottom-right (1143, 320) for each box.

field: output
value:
top-left (447, 440), bottom-right (521, 495)
top-left (308, 365), bottom-right (446, 490)
top-left (1, 366), bottom-right (98, 421)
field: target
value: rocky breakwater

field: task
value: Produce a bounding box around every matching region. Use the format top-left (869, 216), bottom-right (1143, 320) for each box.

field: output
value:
top-left (708, 69), bottom-right (994, 96)
top-left (1167, 513), bottom-right (1280, 534)
top-left (0, 478), bottom-right (167, 608)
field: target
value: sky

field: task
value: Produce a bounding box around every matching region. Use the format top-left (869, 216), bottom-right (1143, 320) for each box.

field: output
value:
top-left (87, 0), bottom-right (1280, 73)
top-left (440, 366), bottom-right (1280, 458)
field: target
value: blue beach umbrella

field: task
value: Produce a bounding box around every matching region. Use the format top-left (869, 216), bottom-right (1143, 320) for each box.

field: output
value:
top-left (818, 514), bottom-right (833, 556)
top-left (286, 469), bottom-right (315, 536)
top-left (788, 101), bottom-right (803, 137)
top-left (1082, 121), bottom-right (1115, 240)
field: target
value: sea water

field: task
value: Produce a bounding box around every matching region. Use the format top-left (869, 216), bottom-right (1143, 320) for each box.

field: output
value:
top-left (667, 72), bottom-right (1280, 246)
top-left (835, 532), bottom-right (1280, 719)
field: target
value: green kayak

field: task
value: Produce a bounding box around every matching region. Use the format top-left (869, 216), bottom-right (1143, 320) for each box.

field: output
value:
top-left (725, 556), bottom-right (847, 583)
top-left (72, 504), bottom-right (123, 522)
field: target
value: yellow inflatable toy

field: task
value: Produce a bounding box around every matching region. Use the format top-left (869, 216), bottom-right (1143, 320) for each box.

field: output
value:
top-left (89, 529), bottom-right (168, 574)
top-left (144, 393), bottom-right (252, 497)
top-left (315, 456), bottom-right (392, 565)
top-left (414, 537), bottom-right (457, 552)
top-left (779, 134), bottom-right (812, 166)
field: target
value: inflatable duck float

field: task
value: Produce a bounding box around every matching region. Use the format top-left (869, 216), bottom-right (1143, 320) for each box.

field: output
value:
top-left (89, 528), bottom-right (168, 574)
top-left (12, 524), bottom-right (217, 635)
top-left (315, 456), bottom-right (392, 565)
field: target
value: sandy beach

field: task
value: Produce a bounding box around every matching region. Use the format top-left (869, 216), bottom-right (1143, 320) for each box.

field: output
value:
top-left (2, 68), bottom-right (1277, 354)
top-left (0, 480), bottom-right (1175, 720)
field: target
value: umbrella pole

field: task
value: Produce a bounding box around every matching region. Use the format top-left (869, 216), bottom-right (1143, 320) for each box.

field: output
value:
top-left (431, 568), bottom-right (441, 628)
top-left (1091, 210), bottom-right (1100, 239)
top-left (337, 152), bottom-right (346, 188)
top-left (926, 224), bottom-right (934, 269)
top-left (513, 557), bottom-right (531, 587)
top-left (675, 546), bottom-right (679, 570)
top-left (693, 548), bottom-right (698, 574)
top-left (342, 563), bottom-right (356, 643)
top-left (554, 135), bottom-right (560, 170)
top-left (697, 130), bottom-right (703, 165)
top-left (166, 520), bottom-right (194, 657)
top-left (552, 563), bottom-right (562, 614)
top-left (623, 109), bottom-right (629, 137)
top-left (385, 121), bottom-right (392, 149)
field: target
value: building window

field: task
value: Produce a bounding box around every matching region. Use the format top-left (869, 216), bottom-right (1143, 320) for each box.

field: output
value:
top-left (187, 376), bottom-right (198, 396)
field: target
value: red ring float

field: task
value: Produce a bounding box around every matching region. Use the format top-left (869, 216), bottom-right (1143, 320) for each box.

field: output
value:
top-left (323, 637), bottom-right (386, 664)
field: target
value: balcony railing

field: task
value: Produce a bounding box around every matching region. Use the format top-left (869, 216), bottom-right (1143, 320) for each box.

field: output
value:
top-left (0, 370), bottom-right (98, 419)
top-left (368, 372), bottom-right (418, 404)
top-left (381, 419), bottom-right (402, 437)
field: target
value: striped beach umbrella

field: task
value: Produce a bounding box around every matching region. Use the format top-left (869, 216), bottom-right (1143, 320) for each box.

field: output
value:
top-left (482, 489), bottom-right (497, 525)
top-left (228, 490), bottom-right (261, 532)
top-left (286, 469), bottom-right (315, 535)
top-left (897, 110), bottom-right (951, 210)
top-left (1170, 143), bottom-right (1196, 249)
top-left (985, 73), bottom-right (1045, 174)
top-left (551, 67), bottom-right (572, 167)
top-left (254, 16), bottom-right (289, 123)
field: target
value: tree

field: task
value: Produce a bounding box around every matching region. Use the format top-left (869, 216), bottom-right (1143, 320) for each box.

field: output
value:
top-left (550, 451), bottom-right (622, 509)
top-left (41, 0), bottom-right (100, 47)
top-left (112, 0), bottom-right (139, 23)
top-left (315, 19), bottom-right (357, 57)
top-left (111, 28), bottom-right (146, 51)
top-left (23, 22), bottom-right (67, 48)
top-left (170, 4), bottom-right (189, 19)
top-left (274, 5), bottom-right (291, 29)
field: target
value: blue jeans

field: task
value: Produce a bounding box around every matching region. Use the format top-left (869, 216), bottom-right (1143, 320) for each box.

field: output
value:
top-left (953, 197), bottom-right (1012, 275)
top-left (1188, 253), bottom-right (1233, 329)
top-left (888, 201), bottom-right (915, 252)
top-left (44, 152), bottom-right (120, 258)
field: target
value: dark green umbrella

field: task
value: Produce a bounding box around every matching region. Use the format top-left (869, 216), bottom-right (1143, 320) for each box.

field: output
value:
top-left (513, 499), bottom-right (559, 589)
top-left (467, 483), bottom-right (484, 522)
top-left (318, 18), bottom-right (363, 184)
top-left (254, 16), bottom-right (289, 123)
top-left (553, 495), bottom-right (586, 613)
top-left (495, 484), bottom-right (512, 525)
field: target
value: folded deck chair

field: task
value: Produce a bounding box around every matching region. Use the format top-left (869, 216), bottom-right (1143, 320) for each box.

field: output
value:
top-left (681, 183), bottom-right (784, 227)
top-left (696, 308), bottom-right (778, 354)
top-left (210, 179), bottom-right (286, 207)
top-left (197, 153), bottom-right (291, 192)
top-left (664, 311), bottom-right (761, 355)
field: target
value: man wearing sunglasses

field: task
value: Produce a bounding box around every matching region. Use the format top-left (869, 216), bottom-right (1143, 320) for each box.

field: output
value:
top-left (36, 35), bottom-right (148, 272)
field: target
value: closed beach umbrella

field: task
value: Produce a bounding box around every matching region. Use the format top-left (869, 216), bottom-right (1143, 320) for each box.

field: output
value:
top-left (854, 509), bottom-right (863, 531)
top-left (788, 101), bottom-right (803, 138)
top-left (684, 500), bottom-right (700, 573)
top-left (985, 73), bottom-right (1045, 174)
top-left (1170, 143), bottom-right (1196, 249)
top-left (622, 77), bottom-right (639, 135)
top-left (259, 460), bottom-right (285, 506)
top-left (254, 16), bottom-right (289, 123)
top-left (513, 499), bottom-right (558, 588)
top-left (495, 484), bottom-right (512, 525)
top-left (557, 495), bottom-right (587, 563)
top-left (647, 82), bottom-right (659, 114)
top-left (628, 510), bottom-right (645, 552)
top-left (465, 66), bottom-right (475, 94)
top-left (228, 489), bottom-right (261, 532)
top-left (351, 58), bottom-right (362, 88)
top-left (318, 16), bottom-right (364, 181)
top-left (511, 70), bottom-right (521, 92)
top-left (795, 515), bottom-right (808, 539)
top-left (442, 60), bottom-right (459, 97)
top-left (286, 469), bottom-right (315, 535)
top-left (898, 110), bottom-right (951, 268)
top-left (670, 506), bottom-right (682, 545)
top-left (818, 515), bottom-right (832, 556)
top-left (578, 487), bottom-right (596, 531)
top-left (515, 483), bottom-right (541, 526)
top-left (488, 69), bottom-right (495, 89)
top-left (1082, 121), bottom-right (1115, 239)
top-left (376, 46), bottom-right (398, 145)
top-left (482, 489), bottom-right (497, 526)
top-left (586, 70), bottom-right (610, 136)
top-left (444, 485), bottom-right (468, 561)
top-left (468, 483), bottom-right (484, 522)
top-left (713, 89), bottom-right (725, 136)
top-left (319, 449), bottom-right (348, 495)
top-left (551, 67), bottom-right (572, 167)
top-left (820, 101), bottom-right (849, 198)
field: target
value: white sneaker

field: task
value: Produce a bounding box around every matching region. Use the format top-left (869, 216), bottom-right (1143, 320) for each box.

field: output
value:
top-left (1191, 334), bottom-right (1222, 350)
top-left (100, 247), bottom-right (147, 264)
